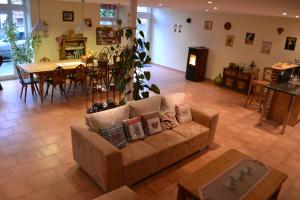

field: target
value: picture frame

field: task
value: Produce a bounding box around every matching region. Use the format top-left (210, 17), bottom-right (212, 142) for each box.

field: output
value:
top-left (63, 11), bottom-right (74, 22)
top-left (84, 18), bottom-right (92, 27)
top-left (261, 41), bottom-right (272, 54)
top-left (245, 32), bottom-right (255, 45)
top-left (204, 21), bottom-right (213, 30)
top-left (225, 35), bottom-right (234, 47)
top-left (285, 37), bottom-right (297, 51)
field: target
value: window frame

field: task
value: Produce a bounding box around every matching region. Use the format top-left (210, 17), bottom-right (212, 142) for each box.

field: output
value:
top-left (99, 4), bottom-right (120, 26)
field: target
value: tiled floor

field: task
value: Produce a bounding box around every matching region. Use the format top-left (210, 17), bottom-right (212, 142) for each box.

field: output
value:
top-left (0, 65), bottom-right (300, 200)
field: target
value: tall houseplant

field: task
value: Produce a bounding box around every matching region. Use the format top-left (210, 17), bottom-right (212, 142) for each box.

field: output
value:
top-left (110, 18), bottom-right (160, 104)
top-left (2, 20), bottom-right (43, 64)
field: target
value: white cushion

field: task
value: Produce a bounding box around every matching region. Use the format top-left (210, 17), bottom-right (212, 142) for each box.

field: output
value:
top-left (128, 95), bottom-right (162, 118)
top-left (88, 105), bottom-right (130, 131)
top-left (161, 93), bottom-right (186, 111)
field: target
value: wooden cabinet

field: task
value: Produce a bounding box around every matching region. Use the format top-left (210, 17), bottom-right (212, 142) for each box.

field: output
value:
top-left (58, 37), bottom-right (87, 60)
top-left (185, 47), bottom-right (209, 82)
top-left (223, 68), bottom-right (252, 93)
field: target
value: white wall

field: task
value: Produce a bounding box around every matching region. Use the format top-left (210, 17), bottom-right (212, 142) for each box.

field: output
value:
top-left (150, 9), bottom-right (300, 79)
top-left (30, 0), bottom-right (128, 62)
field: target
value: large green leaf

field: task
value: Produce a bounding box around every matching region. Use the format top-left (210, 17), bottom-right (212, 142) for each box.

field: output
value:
top-left (138, 52), bottom-right (146, 61)
top-left (137, 38), bottom-right (144, 48)
top-left (137, 18), bottom-right (141, 25)
top-left (144, 71), bottom-right (151, 80)
top-left (144, 56), bottom-right (151, 64)
top-left (144, 42), bottom-right (150, 51)
top-left (125, 28), bottom-right (133, 39)
top-left (139, 31), bottom-right (145, 38)
top-left (150, 84), bottom-right (160, 94)
top-left (141, 91), bottom-right (149, 98)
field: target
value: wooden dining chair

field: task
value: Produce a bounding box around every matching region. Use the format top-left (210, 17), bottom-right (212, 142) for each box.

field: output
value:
top-left (44, 66), bottom-right (68, 103)
top-left (67, 64), bottom-right (87, 95)
top-left (245, 67), bottom-right (271, 111)
top-left (16, 66), bottom-right (40, 103)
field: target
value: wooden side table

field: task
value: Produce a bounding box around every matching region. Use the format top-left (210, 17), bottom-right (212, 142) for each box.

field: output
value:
top-left (177, 150), bottom-right (287, 200)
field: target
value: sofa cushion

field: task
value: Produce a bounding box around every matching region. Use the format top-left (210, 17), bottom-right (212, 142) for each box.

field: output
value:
top-left (143, 130), bottom-right (187, 169)
top-left (172, 121), bottom-right (209, 139)
top-left (159, 109), bottom-right (179, 130)
top-left (161, 93), bottom-right (186, 111)
top-left (141, 112), bottom-right (162, 136)
top-left (99, 123), bottom-right (128, 149)
top-left (123, 117), bottom-right (145, 142)
top-left (121, 141), bottom-right (159, 185)
top-left (89, 105), bottom-right (130, 131)
top-left (175, 104), bottom-right (192, 124)
top-left (128, 95), bottom-right (162, 118)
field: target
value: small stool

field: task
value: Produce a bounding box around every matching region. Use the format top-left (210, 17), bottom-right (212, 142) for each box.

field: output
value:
top-left (93, 186), bottom-right (139, 200)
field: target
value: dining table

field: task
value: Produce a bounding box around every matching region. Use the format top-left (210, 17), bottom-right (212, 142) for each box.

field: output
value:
top-left (17, 59), bottom-right (85, 103)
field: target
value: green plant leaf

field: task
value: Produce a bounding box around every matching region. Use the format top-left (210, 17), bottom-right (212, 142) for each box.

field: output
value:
top-left (137, 18), bottom-right (141, 25)
top-left (141, 91), bottom-right (149, 98)
top-left (144, 56), bottom-right (151, 64)
top-left (139, 31), bottom-right (144, 38)
top-left (125, 28), bottom-right (133, 39)
top-left (139, 52), bottom-right (146, 62)
top-left (144, 71), bottom-right (151, 80)
top-left (144, 42), bottom-right (150, 51)
top-left (150, 84), bottom-right (160, 94)
top-left (137, 38), bottom-right (144, 48)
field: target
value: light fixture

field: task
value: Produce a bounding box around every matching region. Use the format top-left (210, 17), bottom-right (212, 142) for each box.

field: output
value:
top-left (282, 12), bottom-right (287, 16)
top-left (213, 7), bottom-right (218, 10)
top-left (205, 9), bottom-right (209, 12)
top-left (76, 0), bottom-right (89, 32)
top-left (32, 0), bottom-right (48, 33)
top-left (158, 3), bottom-right (163, 6)
top-left (208, 1), bottom-right (213, 4)
top-left (296, 15), bottom-right (299, 18)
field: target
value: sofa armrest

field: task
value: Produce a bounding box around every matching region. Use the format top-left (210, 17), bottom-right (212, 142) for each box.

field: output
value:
top-left (190, 104), bottom-right (219, 145)
top-left (71, 126), bottom-right (123, 191)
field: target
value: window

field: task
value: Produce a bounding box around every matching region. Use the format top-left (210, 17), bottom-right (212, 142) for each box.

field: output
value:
top-left (137, 6), bottom-right (149, 13)
top-left (11, 0), bottom-right (22, 5)
top-left (0, 0), bottom-right (8, 4)
top-left (99, 4), bottom-right (119, 26)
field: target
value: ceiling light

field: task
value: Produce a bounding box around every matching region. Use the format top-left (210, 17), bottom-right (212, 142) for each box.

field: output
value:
top-left (208, 1), bottom-right (213, 3)
top-left (32, 0), bottom-right (48, 33)
top-left (205, 9), bottom-right (209, 12)
top-left (282, 12), bottom-right (287, 16)
top-left (158, 3), bottom-right (163, 6)
top-left (296, 15), bottom-right (299, 18)
top-left (76, 0), bottom-right (89, 32)
top-left (213, 7), bottom-right (218, 10)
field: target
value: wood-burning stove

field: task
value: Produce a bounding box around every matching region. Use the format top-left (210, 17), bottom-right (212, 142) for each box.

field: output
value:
top-left (185, 47), bottom-right (209, 82)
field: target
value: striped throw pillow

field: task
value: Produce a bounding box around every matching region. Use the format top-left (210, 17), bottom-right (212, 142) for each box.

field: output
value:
top-left (99, 123), bottom-right (128, 149)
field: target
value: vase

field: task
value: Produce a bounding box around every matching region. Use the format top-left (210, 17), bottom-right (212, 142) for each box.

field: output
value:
top-left (214, 74), bottom-right (223, 85)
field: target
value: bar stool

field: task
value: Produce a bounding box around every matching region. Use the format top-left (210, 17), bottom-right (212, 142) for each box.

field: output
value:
top-left (244, 67), bottom-right (272, 111)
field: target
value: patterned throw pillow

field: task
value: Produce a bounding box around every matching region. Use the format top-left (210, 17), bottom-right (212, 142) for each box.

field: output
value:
top-left (99, 123), bottom-right (128, 149)
top-left (141, 112), bottom-right (162, 136)
top-left (175, 104), bottom-right (192, 124)
top-left (123, 117), bottom-right (145, 142)
top-left (159, 110), bottom-right (179, 130)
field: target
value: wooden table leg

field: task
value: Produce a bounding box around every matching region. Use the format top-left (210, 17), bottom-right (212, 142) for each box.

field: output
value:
top-left (38, 74), bottom-right (45, 103)
top-left (30, 74), bottom-right (35, 96)
top-left (281, 95), bottom-right (296, 135)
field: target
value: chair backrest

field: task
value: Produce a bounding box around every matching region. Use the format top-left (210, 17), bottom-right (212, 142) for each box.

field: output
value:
top-left (16, 66), bottom-right (25, 85)
top-left (0, 55), bottom-right (3, 66)
top-left (74, 64), bottom-right (86, 81)
top-left (51, 66), bottom-right (65, 85)
top-left (251, 68), bottom-right (260, 81)
top-left (263, 67), bottom-right (273, 82)
top-left (40, 57), bottom-right (50, 62)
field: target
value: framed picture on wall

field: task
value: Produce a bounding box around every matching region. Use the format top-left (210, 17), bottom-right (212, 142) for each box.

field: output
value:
top-left (261, 41), bottom-right (272, 54)
top-left (63, 11), bottom-right (74, 21)
top-left (245, 32), bottom-right (255, 45)
top-left (284, 37), bottom-right (297, 51)
top-left (225, 35), bottom-right (234, 47)
top-left (204, 21), bottom-right (213, 30)
top-left (96, 27), bottom-right (121, 45)
top-left (84, 18), bottom-right (92, 27)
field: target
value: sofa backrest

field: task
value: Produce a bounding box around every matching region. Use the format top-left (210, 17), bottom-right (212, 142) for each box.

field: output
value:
top-left (85, 93), bottom-right (187, 131)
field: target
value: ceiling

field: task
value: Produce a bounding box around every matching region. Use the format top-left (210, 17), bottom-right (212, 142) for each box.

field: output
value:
top-left (60, 0), bottom-right (300, 19)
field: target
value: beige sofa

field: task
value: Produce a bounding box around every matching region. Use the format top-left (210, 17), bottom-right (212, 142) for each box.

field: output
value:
top-left (71, 93), bottom-right (219, 192)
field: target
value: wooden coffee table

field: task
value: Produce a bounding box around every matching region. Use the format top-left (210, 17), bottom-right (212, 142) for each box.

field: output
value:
top-left (177, 149), bottom-right (287, 200)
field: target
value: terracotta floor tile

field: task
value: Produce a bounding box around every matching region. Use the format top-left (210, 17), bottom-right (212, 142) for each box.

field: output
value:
top-left (29, 170), bottom-right (63, 190)
top-left (16, 149), bottom-right (44, 164)
top-left (2, 180), bottom-right (34, 199)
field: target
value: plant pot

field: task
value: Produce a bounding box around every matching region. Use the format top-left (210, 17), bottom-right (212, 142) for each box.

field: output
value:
top-left (214, 73), bottom-right (223, 85)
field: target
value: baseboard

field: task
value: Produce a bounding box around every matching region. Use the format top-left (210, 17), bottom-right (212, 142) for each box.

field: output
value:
top-left (150, 63), bottom-right (185, 73)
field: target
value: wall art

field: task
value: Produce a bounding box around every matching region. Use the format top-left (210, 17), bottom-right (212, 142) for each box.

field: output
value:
top-left (277, 27), bottom-right (284, 35)
top-left (204, 21), bottom-right (213, 30)
top-left (63, 11), bottom-right (74, 21)
top-left (224, 22), bottom-right (231, 30)
top-left (245, 32), bottom-right (255, 45)
top-left (285, 37), bottom-right (297, 51)
top-left (225, 35), bottom-right (234, 47)
top-left (178, 25), bottom-right (182, 33)
top-left (96, 27), bottom-right (121, 45)
top-left (84, 18), bottom-right (92, 27)
top-left (261, 41), bottom-right (272, 54)
top-left (174, 24), bottom-right (177, 32)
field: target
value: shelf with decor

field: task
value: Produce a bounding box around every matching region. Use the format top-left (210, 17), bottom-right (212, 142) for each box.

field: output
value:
top-left (223, 67), bottom-right (254, 93)
top-left (57, 37), bottom-right (87, 60)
